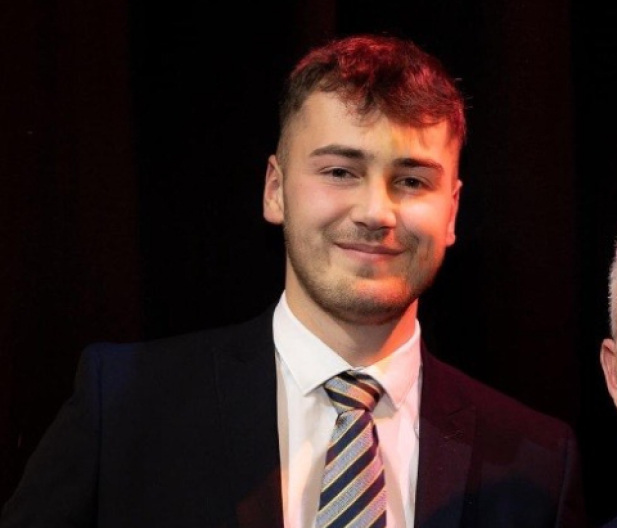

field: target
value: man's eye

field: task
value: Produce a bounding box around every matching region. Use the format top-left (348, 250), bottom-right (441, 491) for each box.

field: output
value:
top-left (329, 168), bottom-right (352, 179)
top-left (400, 177), bottom-right (424, 188)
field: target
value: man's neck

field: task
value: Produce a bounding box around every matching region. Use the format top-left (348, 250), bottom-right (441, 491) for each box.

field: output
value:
top-left (284, 292), bottom-right (418, 367)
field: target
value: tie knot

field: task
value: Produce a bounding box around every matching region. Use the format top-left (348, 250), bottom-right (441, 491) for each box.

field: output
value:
top-left (323, 371), bottom-right (383, 415)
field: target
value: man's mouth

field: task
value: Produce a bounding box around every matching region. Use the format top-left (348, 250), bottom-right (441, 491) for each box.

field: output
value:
top-left (336, 242), bottom-right (404, 255)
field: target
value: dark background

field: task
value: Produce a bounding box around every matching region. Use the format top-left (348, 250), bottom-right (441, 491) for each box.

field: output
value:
top-left (2, 0), bottom-right (617, 525)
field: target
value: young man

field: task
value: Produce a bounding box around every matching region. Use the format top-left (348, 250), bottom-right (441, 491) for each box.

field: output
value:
top-left (600, 243), bottom-right (617, 528)
top-left (0, 33), bottom-right (588, 527)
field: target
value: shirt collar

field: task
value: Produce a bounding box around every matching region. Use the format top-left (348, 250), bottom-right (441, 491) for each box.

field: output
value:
top-left (273, 292), bottom-right (421, 410)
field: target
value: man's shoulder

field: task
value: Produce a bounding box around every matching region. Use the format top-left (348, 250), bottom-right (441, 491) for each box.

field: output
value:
top-left (422, 346), bottom-right (576, 440)
top-left (79, 304), bottom-right (276, 373)
top-left (65, 305), bottom-right (277, 406)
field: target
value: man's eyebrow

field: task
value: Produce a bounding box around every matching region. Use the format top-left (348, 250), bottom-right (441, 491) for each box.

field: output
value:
top-left (309, 145), bottom-right (444, 173)
top-left (309, 144), bottom-right (368, 160)
top-left (394, 157), bottom-right (444, 172)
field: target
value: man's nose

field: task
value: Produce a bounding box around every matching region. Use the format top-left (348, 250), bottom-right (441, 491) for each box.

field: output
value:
top-left (349, 179), bottom-right (397, 230)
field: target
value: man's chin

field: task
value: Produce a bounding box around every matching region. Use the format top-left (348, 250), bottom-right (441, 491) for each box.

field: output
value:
top-left (326, 289), bottom-right (415, 325)
top-left (332, 304), bottom-right (408, 326)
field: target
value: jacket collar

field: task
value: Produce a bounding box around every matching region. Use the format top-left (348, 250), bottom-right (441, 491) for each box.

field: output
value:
top-left (414, 341), bottom-right (476, 528)
top-left (214, 311), bottom-right (477, 528)
top-left (214, 305), bottom-right (284, 528)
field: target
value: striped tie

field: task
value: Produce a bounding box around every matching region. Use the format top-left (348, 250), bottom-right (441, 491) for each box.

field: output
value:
top-left (316, 371), bottom-right (386, 528)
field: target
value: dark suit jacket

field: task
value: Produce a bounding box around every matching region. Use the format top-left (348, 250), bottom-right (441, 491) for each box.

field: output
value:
top-left (602, 517), bottom-right (617, 528)
top-left (0, 305), bottom-right (589, 527)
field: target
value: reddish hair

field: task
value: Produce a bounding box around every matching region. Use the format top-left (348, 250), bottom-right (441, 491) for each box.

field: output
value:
top-left (278, 33), bottom-right (466, 154)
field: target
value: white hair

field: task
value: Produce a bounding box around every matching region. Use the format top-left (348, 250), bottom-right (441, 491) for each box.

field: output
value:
top-left (610, 241), bottom-right (617, 339)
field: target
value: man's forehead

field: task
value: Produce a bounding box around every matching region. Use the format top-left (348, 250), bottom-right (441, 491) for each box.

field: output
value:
top-left (294, 91), bottom-right (460, 142)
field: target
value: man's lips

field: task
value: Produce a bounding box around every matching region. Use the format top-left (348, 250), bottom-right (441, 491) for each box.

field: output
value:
top-left (335, 242), bottom-right (404, 255)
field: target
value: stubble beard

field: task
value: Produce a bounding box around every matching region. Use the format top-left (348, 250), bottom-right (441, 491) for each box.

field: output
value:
top-left (283, 222), bottom-right (443, 326)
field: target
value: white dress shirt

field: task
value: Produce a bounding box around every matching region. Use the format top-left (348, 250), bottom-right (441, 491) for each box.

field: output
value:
top-left (273, 292), bottom-right (422, 528)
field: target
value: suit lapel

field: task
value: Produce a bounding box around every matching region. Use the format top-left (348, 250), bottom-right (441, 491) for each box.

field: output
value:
top-left (214, 307), bottom-right (284, 528)
top-left (415, 344), bottom-right (476, 528)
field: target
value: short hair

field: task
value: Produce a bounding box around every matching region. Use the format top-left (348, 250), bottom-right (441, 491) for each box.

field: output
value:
top-left (609, 241), bottom-right (617, 339)
top-left (277, 33), bottom-right (467, 163)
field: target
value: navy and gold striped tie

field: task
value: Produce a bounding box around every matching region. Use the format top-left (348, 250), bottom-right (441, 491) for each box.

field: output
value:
top-left (316, 371), bottom-right (386, 528)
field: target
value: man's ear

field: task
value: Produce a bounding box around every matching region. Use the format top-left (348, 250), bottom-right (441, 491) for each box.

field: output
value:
top-left (600, 338), bottom-right (617, 408)
top-left (446, 178), bottom-right (462, 247)
top-left (263, 154), bottom-right (284, 225)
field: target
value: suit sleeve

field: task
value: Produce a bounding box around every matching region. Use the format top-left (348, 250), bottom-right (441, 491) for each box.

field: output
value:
top-left (0, 345), bottom-right (103, 527)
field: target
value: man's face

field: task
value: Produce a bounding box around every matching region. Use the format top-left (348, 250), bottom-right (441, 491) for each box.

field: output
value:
top-left (263, 91), bottom-right (461, 326)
